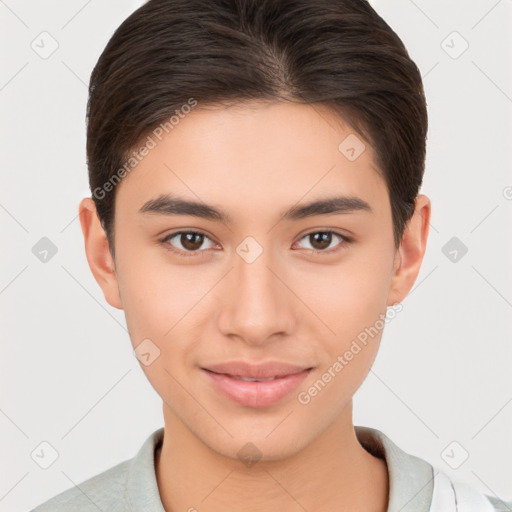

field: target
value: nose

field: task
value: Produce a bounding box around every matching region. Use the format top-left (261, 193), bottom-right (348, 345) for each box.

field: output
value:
top-left (216, 242), bottom-right (296, 346)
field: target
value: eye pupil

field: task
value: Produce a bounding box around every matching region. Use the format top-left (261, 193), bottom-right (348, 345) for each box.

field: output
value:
top-left (310, 232), bottom-right (332, 250)
top-left (181, 232), bottom-right (203, 250)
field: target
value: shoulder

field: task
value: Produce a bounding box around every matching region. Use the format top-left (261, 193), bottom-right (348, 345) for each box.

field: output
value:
top-left (29, 427), bottom-right (165, 512)
top-left (430, 470), bottom-right (512, 512)
top-left (487, 495), bottom-right (512, 512)
top-left (29, 459), bottom-right (131, 511)
top-left (355, 426), bottom-right (511, 512)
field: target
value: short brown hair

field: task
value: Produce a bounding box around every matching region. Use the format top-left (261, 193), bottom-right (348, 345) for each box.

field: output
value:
top-left (86, 0), bottom-right (428, 258)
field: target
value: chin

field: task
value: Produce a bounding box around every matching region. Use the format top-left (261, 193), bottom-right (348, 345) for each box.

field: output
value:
top-left (190, 412), bottom-right (320, 464)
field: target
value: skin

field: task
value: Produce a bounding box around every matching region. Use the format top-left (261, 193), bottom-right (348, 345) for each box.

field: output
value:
top-left (79, 100), bottom-right (430, 512)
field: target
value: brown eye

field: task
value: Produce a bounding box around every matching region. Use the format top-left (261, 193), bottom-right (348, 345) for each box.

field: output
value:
top-left (296, 230), bottom-right (350, 253)
top-left (309, 232), bottom-right (333, 250)
top-left (180, 232), bottom-right (204, 251)
top-left (161, 231), bottom-right (216, 256)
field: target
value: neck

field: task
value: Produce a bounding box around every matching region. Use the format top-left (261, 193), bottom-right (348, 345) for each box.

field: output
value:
top-left (155, 402), bottom-right (389, 512)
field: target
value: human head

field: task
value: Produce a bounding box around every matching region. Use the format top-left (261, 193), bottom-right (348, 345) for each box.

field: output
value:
top-left (79, 0), bottom-right (431, 463)
top-left (86, 0), bottom-right (428, 261)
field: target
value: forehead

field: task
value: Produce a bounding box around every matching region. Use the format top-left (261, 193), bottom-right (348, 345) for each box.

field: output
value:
top-left (115, 101), bottom-right (389, 221)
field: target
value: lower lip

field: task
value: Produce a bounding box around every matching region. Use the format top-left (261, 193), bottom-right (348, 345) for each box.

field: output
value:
top-left (202, 368), bottom-right (312, 408)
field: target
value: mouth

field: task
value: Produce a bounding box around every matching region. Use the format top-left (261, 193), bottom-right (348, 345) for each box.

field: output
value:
top-left (217, 374), bottom-right (284, 382)
top-left (200, 362), bottom-right (314, 408)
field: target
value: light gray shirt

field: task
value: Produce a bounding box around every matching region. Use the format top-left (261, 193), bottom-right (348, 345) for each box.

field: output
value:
top-left (30, 426), bottom-right (508, 512)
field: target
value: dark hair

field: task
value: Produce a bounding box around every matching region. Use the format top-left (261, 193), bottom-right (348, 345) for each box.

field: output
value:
top-left (86, 0), bottom-right (427, 259)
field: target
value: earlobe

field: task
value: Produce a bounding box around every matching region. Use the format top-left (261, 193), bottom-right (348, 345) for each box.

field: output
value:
top-left (387, 194), bottom-right (431, 306)
top-left (78, 197), bottom-right (123, 310)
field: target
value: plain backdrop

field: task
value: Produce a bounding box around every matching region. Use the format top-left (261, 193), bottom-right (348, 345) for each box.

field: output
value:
top-left (1, 0), bottom-right (511, 510)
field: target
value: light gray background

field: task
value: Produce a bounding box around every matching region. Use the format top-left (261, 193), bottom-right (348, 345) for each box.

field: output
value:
top-left (1, 1), bottom-right (511, 510)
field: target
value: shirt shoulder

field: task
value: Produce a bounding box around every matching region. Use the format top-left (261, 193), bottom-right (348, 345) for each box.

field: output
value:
top-left (29, 428), bottom-right (166, 512)
top-left (487, 494), bottom-right (512, 512)
top-left (29, 459), bottom-right (131, 512)
top-left (355, 426), bottom-right (512, 512)
top-left (430, 470), bottom-right (512, 512)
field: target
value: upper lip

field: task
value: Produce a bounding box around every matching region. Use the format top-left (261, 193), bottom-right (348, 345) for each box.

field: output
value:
top-left (202, 361), bottom-right (313, 379)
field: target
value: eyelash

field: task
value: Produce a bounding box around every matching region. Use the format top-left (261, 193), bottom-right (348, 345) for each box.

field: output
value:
top-left (159, 229), bottom-right (352, 258)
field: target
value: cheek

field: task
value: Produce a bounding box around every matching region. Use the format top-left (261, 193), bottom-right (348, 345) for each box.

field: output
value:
top-left (115, 256), bottom-right (205, 409)
top-left (116, 251), bottom-right (215, 401)
top-left (294, 251), bottom-right (392, 340)
top-left (294, 249), bottom-right (393, 405)
top-left (298, 262), bottom-right (391, 412)
top-left (116, 249), bottom-right (207, 342)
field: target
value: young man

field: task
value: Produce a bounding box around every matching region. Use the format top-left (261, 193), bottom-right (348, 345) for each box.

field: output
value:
top-left (31, 0), bottom-right (509, 511)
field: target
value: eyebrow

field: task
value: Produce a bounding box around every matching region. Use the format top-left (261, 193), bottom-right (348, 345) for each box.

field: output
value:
top-left (139, 193), bottom-right (372, 223)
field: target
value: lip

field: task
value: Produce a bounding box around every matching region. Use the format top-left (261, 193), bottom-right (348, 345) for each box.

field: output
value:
top-left (201, 361), bottom-right (313, 408)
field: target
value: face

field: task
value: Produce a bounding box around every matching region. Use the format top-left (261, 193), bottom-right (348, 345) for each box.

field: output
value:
top-left (82, 100), bottom-right (427, 461)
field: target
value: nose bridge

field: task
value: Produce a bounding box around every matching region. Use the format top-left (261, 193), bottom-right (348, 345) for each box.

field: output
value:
top-left (217, 238), bottom-right (295, 344)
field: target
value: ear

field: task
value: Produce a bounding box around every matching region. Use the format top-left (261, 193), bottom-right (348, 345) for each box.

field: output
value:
top-left (78, 197), bottom-right (123, 310)
top-left (387, 194), bottom-right (431, 306)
